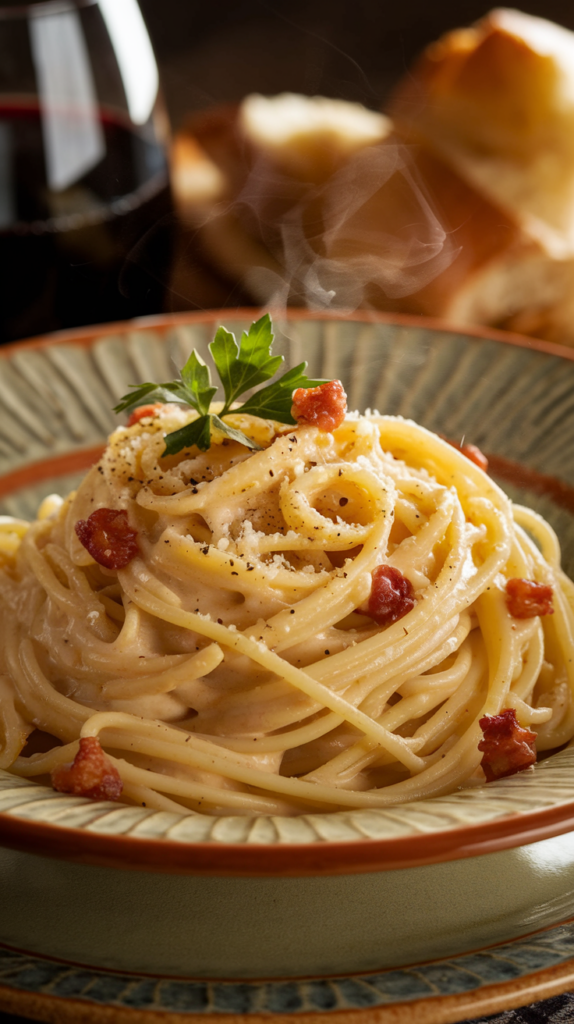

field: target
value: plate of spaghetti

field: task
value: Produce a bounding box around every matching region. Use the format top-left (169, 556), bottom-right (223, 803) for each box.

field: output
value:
top-left (1, 311), bottom-right (574, 993)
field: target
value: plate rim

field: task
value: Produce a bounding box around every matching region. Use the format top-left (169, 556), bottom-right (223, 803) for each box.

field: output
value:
top-left (2, 305), bottom-right (574, 363)
top-left (3, 917), bottom-right (574, 1024)
top-left (3, 787), bottom-right (574, 874)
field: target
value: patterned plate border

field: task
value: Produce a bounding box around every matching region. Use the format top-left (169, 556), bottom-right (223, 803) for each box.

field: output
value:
top-left (5, 748), bottom-right (574, 873)
top-left (4, 917), bottom-right (574, 1021)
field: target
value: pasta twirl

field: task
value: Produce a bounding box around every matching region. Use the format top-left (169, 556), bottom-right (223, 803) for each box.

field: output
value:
top-left (0, 404), bottom-right (573, 817)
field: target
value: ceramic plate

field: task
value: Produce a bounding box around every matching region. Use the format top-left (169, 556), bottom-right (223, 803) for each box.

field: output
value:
top-left (4, 312), bottom-right (574, 995)
top-left (1, 310), bottom-right (574, 875)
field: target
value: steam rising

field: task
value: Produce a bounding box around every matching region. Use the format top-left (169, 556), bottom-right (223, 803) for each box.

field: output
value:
top-left (201, 136), bottom-right (458, 313)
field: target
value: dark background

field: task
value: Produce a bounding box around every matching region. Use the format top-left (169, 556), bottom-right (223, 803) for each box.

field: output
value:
top-left (138, 0), bottom-right (574, 127)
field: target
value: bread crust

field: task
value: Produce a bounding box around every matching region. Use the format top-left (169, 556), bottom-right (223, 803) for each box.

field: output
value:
top-left (389, 8), bottom-right (574, 258)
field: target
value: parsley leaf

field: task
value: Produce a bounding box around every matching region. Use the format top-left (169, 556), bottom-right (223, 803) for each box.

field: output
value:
top-left (210, 319), bottom-right (284, 406)
top-left (180, 351), bottom-right (217, 416)
top-left (235, 363), bottom-right (321, 423)
top-left (114, 314), bottom-right (328, 454)
top-left (114, 382), bottom-right (191, 411)
top-left (162, 415), bottom-right (213, 456)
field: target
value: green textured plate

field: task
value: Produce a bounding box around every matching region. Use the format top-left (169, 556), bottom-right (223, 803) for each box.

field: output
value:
top-left (1, 311), bottom-right (574, 986)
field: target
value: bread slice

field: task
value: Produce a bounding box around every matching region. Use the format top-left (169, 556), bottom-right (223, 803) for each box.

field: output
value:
top-left (318, 140), bottom-right (572, 330)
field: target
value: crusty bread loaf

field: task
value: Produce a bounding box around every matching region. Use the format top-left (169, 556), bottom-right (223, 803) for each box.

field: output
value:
top-left (388, 8), bottom-right (574, 258)
top-left (238, 93), bottom-right (392, 184)
top-left (386, 7), bottom-right (574, 342)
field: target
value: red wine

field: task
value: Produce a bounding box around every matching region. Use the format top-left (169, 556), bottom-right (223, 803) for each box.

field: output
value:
top-left (0, 103), bottom-right (173, 343)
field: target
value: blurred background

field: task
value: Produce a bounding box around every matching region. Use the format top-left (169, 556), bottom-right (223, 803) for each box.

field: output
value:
top-left (5, 0), bottom-right (574, 343)
top-left (133, 0), bottom-right (574, 338)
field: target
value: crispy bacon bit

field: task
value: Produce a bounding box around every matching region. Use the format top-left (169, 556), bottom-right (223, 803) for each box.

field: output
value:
top-left (478, 709), bottom-right (537, 782)
top-left (291, 380), bottom-right (347, 432)
top-left (444, 436), bottom-right (488, 471)
top-left (75, 508), bottom-right (139, 569)
top-left (363, 565), bottom-right (415, 626)
top-left (127, 403), bottom-right (163, 426)
top-left (51, 737), bottom-right (123, 801)
top-left (506, 578), bottom-right (554, 619)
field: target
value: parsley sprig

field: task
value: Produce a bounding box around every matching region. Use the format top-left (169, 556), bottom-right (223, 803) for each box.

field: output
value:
top-left (114, 315), bottom-right (327, 454)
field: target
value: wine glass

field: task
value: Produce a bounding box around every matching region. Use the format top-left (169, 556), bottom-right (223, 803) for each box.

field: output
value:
top-left (0, 0), bottom-right (173, 343)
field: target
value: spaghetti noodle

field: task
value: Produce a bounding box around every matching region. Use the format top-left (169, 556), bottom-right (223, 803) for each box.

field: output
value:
top-left (1, 400), bottom-right (573, 816)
